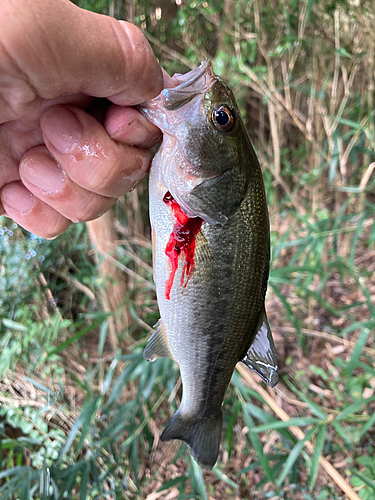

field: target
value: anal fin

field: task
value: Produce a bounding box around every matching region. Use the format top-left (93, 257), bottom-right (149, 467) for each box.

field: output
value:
top-left (242, 308), bottom-right (279, 388)
top-left (143, 319), bottom-right (173, 362)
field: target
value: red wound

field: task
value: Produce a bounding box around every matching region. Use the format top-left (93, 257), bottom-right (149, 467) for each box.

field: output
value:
top-left (163, 191), bottom-right (203, 300)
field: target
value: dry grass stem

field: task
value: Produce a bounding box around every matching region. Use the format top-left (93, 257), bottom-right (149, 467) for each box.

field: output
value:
top-left (91, 242), bottom-right (155, 291)
top-left (237, 363), bottom-right (363, 500)
top-left (272, 326), bottom-right (375, 357)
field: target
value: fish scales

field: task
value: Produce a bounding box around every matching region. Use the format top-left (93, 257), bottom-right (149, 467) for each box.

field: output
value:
top-left (139, 60), bottom-right (278, 470)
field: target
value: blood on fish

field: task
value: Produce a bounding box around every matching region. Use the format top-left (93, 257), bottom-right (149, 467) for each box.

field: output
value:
top-left (163, 191), bottom-right (203, 300)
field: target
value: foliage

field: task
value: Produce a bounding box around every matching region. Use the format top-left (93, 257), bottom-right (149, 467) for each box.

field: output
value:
top-left (1, 0), bottom-right (375, 498)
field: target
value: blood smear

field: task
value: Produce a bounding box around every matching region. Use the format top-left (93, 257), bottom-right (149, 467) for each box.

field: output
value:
top-left (163, 191), bottom-right (203, 300)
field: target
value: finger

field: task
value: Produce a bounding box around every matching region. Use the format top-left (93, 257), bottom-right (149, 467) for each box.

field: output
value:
top-left (19, 146), bottom-right (116, 223)
top-left (162, 69), bottom-right (176, 89)
top-left (104, 70), bottom-right (177, 147)
top-left (1, 181), bottom-right (71, 239)
top-left (0, 136), bottom-right (21, 216)
top-left (0, 128), bottom-right (21, 186)
top-left (40, 105), bottom-right (152, 198)
top-left (4, 2), bottom-right (163, 104)
top-left (104, 106), bottom-right (161, 148)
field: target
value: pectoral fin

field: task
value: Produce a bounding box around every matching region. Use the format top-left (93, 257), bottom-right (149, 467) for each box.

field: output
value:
top-left (242, 309), bottom-right (279, 388)
top-left (194, 230), bottom-right (214, 280)
top-left (143, 319), bottom-right (173, 361)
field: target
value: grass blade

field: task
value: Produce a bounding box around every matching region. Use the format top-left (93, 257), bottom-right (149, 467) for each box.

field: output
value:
top-left (58, 398), bottom-right (99, 463)
top-left (252, 417), bottom-right (319, 433)
top-left (189, 457), bottom-right (208, 500)
top-left (346, 327), bottom-right (372, 380)
top-left (225, 400), bottom-right (241, 458)
top-left (355, 411), bottom-right (375, 441)
top-left (352, 471), bottom-right (375, 491)
top-left (284, 380), bottom-right (327, 420)
top-left (80, 461), bottom-right (90, 500)
top-left (243, 408), bottom-right (275, 482)
top-left (213, 467), bottom-right (238, 489)
top-left (276, 427), bottom-right (316, 486)
top-left (309, 423), bottom-right (326, 490)
top-left (244, 402), bottom-right (296, 443)
top-left (157, 476), bottom-right (186, 492)
top-left (47, 317), bottom-right (108, 357)
top-left (336, 396), bottom-right (375, 422)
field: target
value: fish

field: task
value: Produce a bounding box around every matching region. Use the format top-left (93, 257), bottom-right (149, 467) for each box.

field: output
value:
top-left (138, 60), bottom-right (278, 470)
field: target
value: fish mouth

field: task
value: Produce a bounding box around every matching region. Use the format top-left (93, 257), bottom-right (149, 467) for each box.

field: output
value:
top-left (162, 59), bottom-right (215, 111)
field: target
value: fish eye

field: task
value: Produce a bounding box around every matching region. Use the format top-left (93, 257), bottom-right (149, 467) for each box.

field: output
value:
top-left (211, 105), bottom-right (235, 132)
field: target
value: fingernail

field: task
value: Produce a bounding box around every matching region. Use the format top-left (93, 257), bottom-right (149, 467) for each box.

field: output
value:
top-left (42, 107), bottom-right (83, 153)
top-left (21, 154), bottom-right (66, 193)
top-left (2, 184), bottom-right (34, 212)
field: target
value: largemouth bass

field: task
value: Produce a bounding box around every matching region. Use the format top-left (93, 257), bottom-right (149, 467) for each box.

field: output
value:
top-left (139, 60), bottom-right (278, 470)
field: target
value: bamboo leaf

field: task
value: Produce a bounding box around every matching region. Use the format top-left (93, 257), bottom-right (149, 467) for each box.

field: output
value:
top-left (1, 319), bottom-right (27, 332)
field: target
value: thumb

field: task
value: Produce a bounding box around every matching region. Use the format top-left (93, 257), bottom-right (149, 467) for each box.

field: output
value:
top-left (3, 0), bottom-right (163, 105)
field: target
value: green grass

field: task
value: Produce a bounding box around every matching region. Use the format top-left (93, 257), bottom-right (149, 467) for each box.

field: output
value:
top-left (1, 0), bottom-right (375, 498)
top-left (1, 196), bottom-right (374, 498)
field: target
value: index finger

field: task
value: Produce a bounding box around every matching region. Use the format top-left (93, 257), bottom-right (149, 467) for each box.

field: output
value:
top-left (2, 1), bottom-right (163, 105)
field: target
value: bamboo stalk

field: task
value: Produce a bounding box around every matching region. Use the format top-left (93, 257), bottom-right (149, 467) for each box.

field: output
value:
top-left (236, 363), bottom-right (362, 500)
top-left (87, 211), bottom-right (130, 351)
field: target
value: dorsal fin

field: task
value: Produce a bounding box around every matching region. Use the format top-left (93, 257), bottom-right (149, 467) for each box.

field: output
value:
top-left (242, 308), bottom-right (279, 388)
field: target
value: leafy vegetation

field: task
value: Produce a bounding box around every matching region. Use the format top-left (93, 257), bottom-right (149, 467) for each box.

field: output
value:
top-left (1, 0), bottom-right (374, 499)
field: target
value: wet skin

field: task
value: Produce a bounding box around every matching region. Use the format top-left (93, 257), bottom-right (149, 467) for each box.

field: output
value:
top-left (0, 0), bottom-right (174, 238)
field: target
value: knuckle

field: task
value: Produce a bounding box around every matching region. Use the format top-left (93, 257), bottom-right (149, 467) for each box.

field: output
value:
top-left (82, 163), bottom-right (133, 197)
top-left (72, 195), bottom-right (113, 223)
top-left (117, 21), bottom-right (163, 99)
top-left (81, 173), bottom-right (112, 196)
top-left (122, 21), bottom-right (149, 51)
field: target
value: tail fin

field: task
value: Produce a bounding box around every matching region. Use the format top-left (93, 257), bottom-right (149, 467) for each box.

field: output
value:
top-left (160, 410), bottom-right (223, 470)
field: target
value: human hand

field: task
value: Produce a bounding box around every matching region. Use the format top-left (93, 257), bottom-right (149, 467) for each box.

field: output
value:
top-left (0, 0), bottom-right (173, 238)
